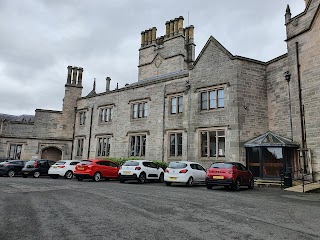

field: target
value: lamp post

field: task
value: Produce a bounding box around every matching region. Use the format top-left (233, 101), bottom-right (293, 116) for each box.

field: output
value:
top-left (284, 71), bottom-right (293, 141)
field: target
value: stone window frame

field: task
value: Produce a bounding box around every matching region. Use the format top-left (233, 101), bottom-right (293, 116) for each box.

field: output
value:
top-left (128, 133), bottom-right (147, 157)
top-left (170, 95), bottom-right (183, 114)
top-left (98, 106), bottom-right (113, 124)
top-left (76, 138), bottom-right (85, 157)
top-left (129, 98), bottom-right (150, 120)
top-left (79, 111), bottom-right (86, 126)
top-left (167, 130), bottom-right (184, 159)
top-left (96, 135), bottom-right (112, 158)
top-left (198, 85), bottom-right (225, 112)
top-left (197, 127), bottom-right (226, 160)
top-left (7, 143), bottom-right (24, 159)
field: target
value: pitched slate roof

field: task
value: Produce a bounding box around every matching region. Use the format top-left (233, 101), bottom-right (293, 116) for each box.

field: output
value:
top-left (244, 131), bottom-right (299, 147)
top-left (0, 113), bottom-right (34, 123)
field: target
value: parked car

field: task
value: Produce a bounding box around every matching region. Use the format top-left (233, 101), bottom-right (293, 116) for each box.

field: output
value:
top-left (118, 160), bottom-right (164, 184)
top-left (0, 160), bottom-right (26, 177)
top-left (74, 159), bottom-right (119, 182)
top-left (21, 159), bottom-right (56, 178)
top-left (164, 161), bottom-right (206, 186)
top-left (205, 162), bottom-right (254, 191)
top-left (48, 160), bottom-right (80, 179)
top-left (0, 157), bottom-right (13, 163)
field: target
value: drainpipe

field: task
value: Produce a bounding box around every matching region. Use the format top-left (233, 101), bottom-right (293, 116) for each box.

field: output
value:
top-left (70, 107), bottom-right (77, 159)
top-left (161, 84), bottom-right (166, 162)
top-left (87, 106), bottom-right (94, 159)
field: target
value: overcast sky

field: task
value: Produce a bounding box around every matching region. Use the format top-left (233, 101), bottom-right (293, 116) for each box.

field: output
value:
top-left (0, 0), bottom-right (305, 116)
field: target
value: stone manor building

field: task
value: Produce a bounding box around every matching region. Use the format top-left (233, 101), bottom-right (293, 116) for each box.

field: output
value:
top-left (1, 0), bottom-right (319, 181)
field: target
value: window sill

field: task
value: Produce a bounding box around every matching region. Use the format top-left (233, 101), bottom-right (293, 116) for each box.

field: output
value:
top-left (98, 122), bottom-right (112, 125)
top-left (200, 108), bottom-right (225, 114)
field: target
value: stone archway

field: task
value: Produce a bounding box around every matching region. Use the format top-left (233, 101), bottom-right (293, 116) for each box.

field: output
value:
top-left (41, 147), bottom-right (62, 161)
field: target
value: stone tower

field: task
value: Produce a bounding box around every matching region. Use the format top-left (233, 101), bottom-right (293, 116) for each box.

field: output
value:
top-left (62, 66), bottom-right (83, 136)
top-left (138, 16), bottom-right (195, 81)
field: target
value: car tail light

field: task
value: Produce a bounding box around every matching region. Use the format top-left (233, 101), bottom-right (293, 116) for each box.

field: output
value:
top-left (34, 162), bottom-right (38, 168)
top-left (165, 168), bottom-right (169, 173)
top-left (88, 165), bottom-right (92, 168)
top-left (179, 169), bottom-right (188, 173)
top-left (58, 166), bottom-right (65, 168)
top-left (135, 166), bottom-right (141, 170)
top-left (119, 166), bottom-right (122, 170)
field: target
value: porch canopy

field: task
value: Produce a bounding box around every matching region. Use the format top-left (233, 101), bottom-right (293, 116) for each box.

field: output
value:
top-left (244, 131), bottom-right (299, 148)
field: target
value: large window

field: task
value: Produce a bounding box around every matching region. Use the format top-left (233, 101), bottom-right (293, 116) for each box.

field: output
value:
top-left (201, 89), bottom-right (224, 111)
top-left (76, 138), bottom-right (84, 157)
top-left (200, 130), bottom-right (225, 158)
top-left (79, 112), bottom-right (86, 126)
top-left (8, 144), bottom-right (22, 159)
top-left (99, 107), bottom-right (113, 123)
top-left (130, 135), bottom-right (146, 157)
top-left (171, 96), bottom-right (183, 114)
top-left (169, 133), bottom-right (183, 157)
top-left (132, 102), bottom-right (148, 119)
top-left (97, 137), bottom-right (111, 157)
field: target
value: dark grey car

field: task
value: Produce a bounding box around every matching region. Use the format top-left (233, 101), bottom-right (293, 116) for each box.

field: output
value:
top-left (21, 159), bottom-right (55, 178)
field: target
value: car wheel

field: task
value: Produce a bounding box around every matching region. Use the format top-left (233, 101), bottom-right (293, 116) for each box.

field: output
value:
top-left (50, 175), bottom-right (59, 179)
top-left (138, 173), bottom-right (146, 184)
top-left (248, 178), bottom-right (254, 189)
top-left (7, 170), bottom-right (15, 177)
top-left (206, 184), bottom-right (213, 189)
top-left (76, 176), bottom-right (83, 181)
top-left (33, 171), bottom-right (40, 178)
top-left (232, 179), bottom-right (241, 191)
top-left (158, 173), bottom-right (164, 183)
top-left (93, 172), bottom-right (101, 182)
top-left (165, 181), bottom-right (172, 186)
top-left (186, 177), bottom-right (194, 187)
top-left (119, 179), bottom-right (125, 183)
top-left (64, 171), bottom-right (73, 179)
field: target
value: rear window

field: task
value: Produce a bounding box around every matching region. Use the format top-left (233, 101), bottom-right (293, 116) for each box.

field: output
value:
top-left (123, 161), bottom-right (139, 166)
top-left (54, 161), bottom-right (66, 165)
top-left (25, 160), bottom-right (35, 166)
top-left (210, 163), bottom-right (233, 169)
top-left (168, 162), bottom-right (187, 169)
top-left (79, 160), bottom-right (92, 165)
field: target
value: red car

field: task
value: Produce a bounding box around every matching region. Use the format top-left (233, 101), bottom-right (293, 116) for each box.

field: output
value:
top-left (74, 159), bottom-right (119, 182)
top-left (205, 162), bottom-right (254, 191)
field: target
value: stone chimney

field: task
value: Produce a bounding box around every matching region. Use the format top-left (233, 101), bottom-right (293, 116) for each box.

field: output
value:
top-left (106, 77), bottom-right (111, 92)
top-left (66, 66), bottom-right (83, 87)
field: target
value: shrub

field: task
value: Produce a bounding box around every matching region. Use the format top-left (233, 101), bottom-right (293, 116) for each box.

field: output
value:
top-left (153, 160), bottom-right (168, 170)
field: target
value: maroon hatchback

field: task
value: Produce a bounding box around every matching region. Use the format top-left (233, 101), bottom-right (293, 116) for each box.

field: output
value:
top-left (205, 162), bottom-right (254, 191)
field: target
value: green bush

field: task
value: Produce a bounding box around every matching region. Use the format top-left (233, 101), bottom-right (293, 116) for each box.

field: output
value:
top-left (153, 161), bottom-right (168, 170)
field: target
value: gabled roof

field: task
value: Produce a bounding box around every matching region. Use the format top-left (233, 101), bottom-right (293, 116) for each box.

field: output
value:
top-left (244, 131), bottom-right (299, 148)
top-left (192, 36), bottom-right (265, 68)
top-left (0, 113), bottom-right (34, 123)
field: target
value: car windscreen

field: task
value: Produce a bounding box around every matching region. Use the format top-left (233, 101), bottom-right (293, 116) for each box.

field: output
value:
top-left (168, 162), bottom-right (187, 169)
top-left (54, 161), bottom-right (66, 165)
top-left (210, 163), bottom-right (232, 169)
top-left (79, 161), bottom-right (92, 165)
top-left (123, 161), bottom-right (139, 166)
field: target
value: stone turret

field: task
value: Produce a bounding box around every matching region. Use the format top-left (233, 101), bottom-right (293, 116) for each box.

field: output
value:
top-left (138, 16), bottom-right (196, 81)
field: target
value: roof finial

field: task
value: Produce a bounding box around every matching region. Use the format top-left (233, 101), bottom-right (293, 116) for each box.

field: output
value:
top-left (285, 4), bottom-right (291, 24)
top-left (116, 82), bottom-right (119, 89)
top-left (93, 78), bottom-right (96, 91)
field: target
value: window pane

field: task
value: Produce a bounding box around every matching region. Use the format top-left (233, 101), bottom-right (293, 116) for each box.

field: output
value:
top-left (177, 133), bottom-right (182, 156)
top-left (106, 138), bottom-right (110, 156)
top-left (133, 104), bottom-right (138, 119)
top-left (102, 138), bottom-right (107, 156)
top-left (201, 132), bottom-right (208, 157)
top-left (130, 136), bottom-right (135, 156)
top-left (209, 131), bottom-right (216, 157)
top-left (218, 136), bottom-right (225, 156)
top-left (209, 91), bottom-right (216, 109)
top-left (106, 109), bottom-right (110, 122)
top-left (9, 145), bottom-right (15, 159)
top-left (141, 135), bottom-right (146, 156)
top-left (171, 98), bottom-right (177, 114)
top-left (138, 103), bottom-right (143, 118)
top-left (16, 145), bottom-right (22, 159)
top-left (178, 96), bottom-right (183, 113)
top-left (110, 108), bottom-right (113, 121)
top-left (136, 136), bottom-right (141, 156)
top-left (144, 103), bottom-right (148, 117)
top-left (170, 134), bottom-right (175, 156)
top-left (101, 109), bottom-right (105, 122)
top-left (201, 92), bottom-right (207, 110)
top-left (218, 89), bottom-right (224, 108)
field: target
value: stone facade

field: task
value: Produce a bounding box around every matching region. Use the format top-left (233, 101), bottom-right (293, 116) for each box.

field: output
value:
top-left (0, 0), bottom-right (319, 180)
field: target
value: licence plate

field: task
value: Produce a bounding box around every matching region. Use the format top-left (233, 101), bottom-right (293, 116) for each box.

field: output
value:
top-left (24, 172), bottom-right (28, 174)
top-left (123, 171), bottom-right (131, 174)
top-left (78, 167), bottom-right (84, 170)
top-left (213, 176), bottom-right (224, 179)
top-left (169, 177), bottom-right (177, 180)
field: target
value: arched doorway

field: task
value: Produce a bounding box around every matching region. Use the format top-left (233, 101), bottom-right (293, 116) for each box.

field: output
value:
top-left (41, 147), bottom-right (62, 161)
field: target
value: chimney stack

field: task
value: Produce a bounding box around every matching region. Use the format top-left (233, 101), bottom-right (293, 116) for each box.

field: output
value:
top-left (106, 77), bottom-right (111, 92)
top-left (77, 67), bottom-right (83, 86)
top-left (72, 67), bottom-right (78, 85)
top-left (141, 31), bottom-right (145, 47)
top-left (178, 16), bottom-right (184, 34)
top-left (67, 66), bottom-right (72, 84)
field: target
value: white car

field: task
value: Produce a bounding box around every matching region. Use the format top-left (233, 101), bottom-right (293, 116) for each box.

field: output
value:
top-left (118, 160), bottom-right (164, 184)
top-left (164, 161), bottom-right (206, 186)
top-left (48, 160), bottom-right (80, 179)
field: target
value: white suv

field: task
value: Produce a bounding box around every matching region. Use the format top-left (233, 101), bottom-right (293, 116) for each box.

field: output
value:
top-left (118, 160), bottom-right (164, 184)
top-left (48, 160), bottom-right (80, 179)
